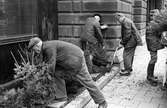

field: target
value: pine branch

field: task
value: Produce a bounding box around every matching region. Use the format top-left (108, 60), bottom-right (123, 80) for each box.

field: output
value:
top-left (10, 51), bottom-right (19, 67)
top-left (18, 50), bottom-right (26, 65)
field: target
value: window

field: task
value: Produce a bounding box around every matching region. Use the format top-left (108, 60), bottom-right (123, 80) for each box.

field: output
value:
top-left (0, 0), bottom-right (37, 44)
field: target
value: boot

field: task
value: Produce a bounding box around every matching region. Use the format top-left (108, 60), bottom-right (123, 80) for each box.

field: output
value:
top-left (98, 101), bottom-right (108, 108)
top-left (147, 64), bottom-right (158, 86)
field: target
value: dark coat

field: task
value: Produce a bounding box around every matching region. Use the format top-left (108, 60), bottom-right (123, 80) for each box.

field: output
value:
top-left (120, 17), bottom-right (140, 48)
top-left (80, 17), bottom-right (104, 45)
top-left (42, 40), bottom-right (84, 76)
top-left (146, 21), bottom-right (164, 52)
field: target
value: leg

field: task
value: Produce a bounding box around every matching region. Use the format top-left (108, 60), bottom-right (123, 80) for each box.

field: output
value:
top-left (53, 74), bottom-right (67, 100)
top-left (147, 51), bottom-right (158, 86)
top-left (75, 56), bottom-right (107, 106)
top-left (84, 49), bottom-right (93, 73)
top-left (120, 47), bottom-right (136, 75)
top-left (165, 59), bottom-right (167, 87)
top-left (117, 47), bottom-right (125, 71)
top-left (147, 51), bottom-right (157, 77)
top-left (81, 40), bottom-right (87, 51)
top-left (123, 47), bottom-right (136, 71)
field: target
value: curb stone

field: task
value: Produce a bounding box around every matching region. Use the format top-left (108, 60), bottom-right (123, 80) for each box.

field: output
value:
top-left (48, 65), bottom-right (120, 108)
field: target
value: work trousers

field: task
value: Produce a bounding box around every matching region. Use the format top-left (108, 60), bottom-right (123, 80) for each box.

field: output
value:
top-left (147, 51), bottom-right (157, 78)
top-left (82, 41), bottom-right (109, 73)
top-left (148, 51), bottom-right (157, 65)
top-left (123, 46), bottom-right (136, 72)
top-left (54, 55), bottom-right (105, 104)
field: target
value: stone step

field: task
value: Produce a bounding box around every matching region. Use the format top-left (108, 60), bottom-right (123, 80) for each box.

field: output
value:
top-left (47, 65), bottom-right (120, 108)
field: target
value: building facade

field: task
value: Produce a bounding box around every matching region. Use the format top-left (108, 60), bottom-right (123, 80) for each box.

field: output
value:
top-left (0, 0), bottom-right (163, 83)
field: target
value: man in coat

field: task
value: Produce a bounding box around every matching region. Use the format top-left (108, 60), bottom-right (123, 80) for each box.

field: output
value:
top-left (28, 37), bottom-right (107, 108)
top-left (115, 13), bottom-right (143, 76)
top-left (80, 14), bottom-right (109, 73)
top-left (146, 9), bottom-right (165, 86)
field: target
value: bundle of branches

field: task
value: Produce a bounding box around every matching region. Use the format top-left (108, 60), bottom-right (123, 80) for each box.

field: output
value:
top-left (0, 46), bottom-right (57, 108)
top-left (149, 9), bottom-right (167, 32)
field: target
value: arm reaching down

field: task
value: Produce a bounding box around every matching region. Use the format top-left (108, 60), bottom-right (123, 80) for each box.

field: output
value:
top-left (131, 21), bottom-right (143, 46)
top-left (43, 48), bottom-right (56, 73)
top-left (94, 21), bottom-right (104, 46)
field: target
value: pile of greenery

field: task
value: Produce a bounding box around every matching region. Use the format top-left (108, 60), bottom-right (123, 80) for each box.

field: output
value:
top-left (149, 9), bottom-right (167, 32)
top-left (0, 47), bottom-right (57, 108)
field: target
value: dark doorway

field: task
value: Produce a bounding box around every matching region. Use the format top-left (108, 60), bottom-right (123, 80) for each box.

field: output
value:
top-left (37, 0), bottom-right (58, 41)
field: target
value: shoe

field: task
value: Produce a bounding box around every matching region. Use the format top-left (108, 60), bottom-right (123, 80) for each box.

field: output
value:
top-left (120, 70), bottom-right (131, 76)
top-left (54, 97), bottom-right (67, 102)
top-left (147, 75), bottom-right (158, 80)
top-left (121, 69), bottom-right (132, 72)
top-left (161, 83), bottom-right (167, 91)
top-left (137, 40), bottom-right (143, 46)
top-left (153, 76), bottom-right (158, 79)
top-left (121, 69), bottom-right (125, 72)
top-left (98, 101), bottom-right (108, 108)
top-left (148, 81), bottom-right (158, 86)
top-left (147, 76), bottom-right (158, 86)
top-left (129, 69), bottom-right (133, 72)
top-left (163, 82), bottom-right (167, 90)
top-left (137, 42), bottom-right (143, 46)
top-left (147, 63), bottom-right (158, 86)
top-left (147, 76), bottom-right (158, 82)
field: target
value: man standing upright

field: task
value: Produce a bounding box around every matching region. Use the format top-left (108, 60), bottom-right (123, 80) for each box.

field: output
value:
top-left (115, 13), bottom-right (143, 76)
top-left (146, 9), bottom-right (165, 86)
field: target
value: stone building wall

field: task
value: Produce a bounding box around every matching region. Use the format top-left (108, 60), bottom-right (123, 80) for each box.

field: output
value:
top-left (58, 0), bottom-right (146, 50)
top-left (133, 0), bottom-right (147, 37)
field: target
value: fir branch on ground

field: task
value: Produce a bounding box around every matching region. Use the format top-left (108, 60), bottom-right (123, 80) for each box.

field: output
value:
top-left (0, 48), bottom-right (58, 108)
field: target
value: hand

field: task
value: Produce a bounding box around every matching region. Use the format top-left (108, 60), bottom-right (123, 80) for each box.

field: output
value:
top-left (137, 41), bottom-right (143, 46)
top-left (101, 24), bottom-right (108, 29)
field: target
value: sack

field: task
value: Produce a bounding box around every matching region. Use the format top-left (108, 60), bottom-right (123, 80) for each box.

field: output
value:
top-left (161, 31), bottom-right (167, 46)
top-left (92, 56), bottom-right (108, 66)
top-left (116, 47), bottom-right (124, 63)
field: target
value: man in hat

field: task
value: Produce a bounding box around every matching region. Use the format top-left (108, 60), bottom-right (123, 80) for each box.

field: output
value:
top-left (80, 14), bottom-right (110, 74)
top-left (145, 9), bottom-right (165, 86)
top-left (28, 37), bottom-right (107, 108)
top-left (115, 13), bottom-right (143, 76)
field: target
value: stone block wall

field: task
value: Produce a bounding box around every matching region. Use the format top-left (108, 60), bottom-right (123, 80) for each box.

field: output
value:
top-left (133, 0), bottom-right (147, 36)
top-left (58, 0), bottom-right (136, 51)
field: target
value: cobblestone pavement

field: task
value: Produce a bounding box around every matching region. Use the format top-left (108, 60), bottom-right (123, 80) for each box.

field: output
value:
top-left (85, 44), bottom-right (167, 108)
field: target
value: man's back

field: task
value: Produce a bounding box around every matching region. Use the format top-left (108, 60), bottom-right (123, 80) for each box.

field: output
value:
top-left (81, 17), bottom-right (102, 44)
top-left (42, 40), bottom-right (84, 70)
top-left (43, 40), bottom-right (83, 57)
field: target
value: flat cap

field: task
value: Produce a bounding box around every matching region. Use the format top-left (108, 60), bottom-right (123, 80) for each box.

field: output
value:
top-left (115, 13), bottom-right (125, 17)
top-left (28, 37), bottom-right (41, 50)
